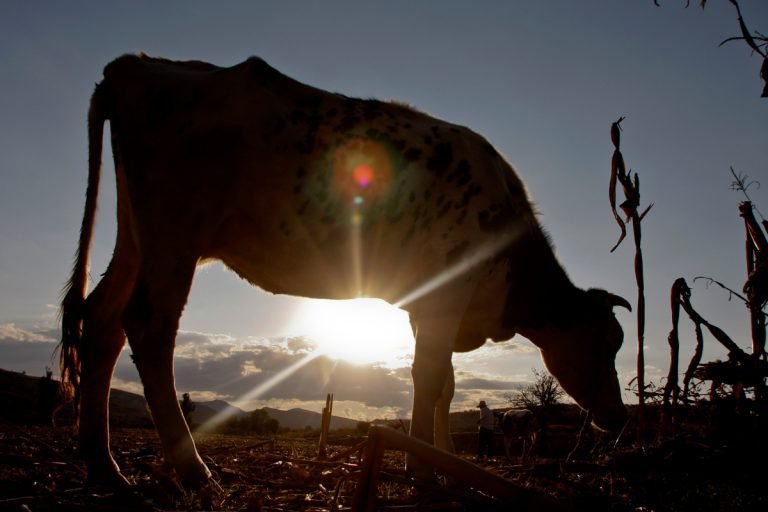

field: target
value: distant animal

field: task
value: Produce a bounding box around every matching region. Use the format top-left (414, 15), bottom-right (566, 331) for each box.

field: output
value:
top-left (59, 53), bottom-right (630, 487)
top-left (499, 408), bottom-right (539, 463)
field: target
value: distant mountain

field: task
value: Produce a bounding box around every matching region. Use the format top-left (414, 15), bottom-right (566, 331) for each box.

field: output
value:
top-left (0, 368), bottom-right (153, 426)
top-left (262, 407), bottom-right (359, 431)
top-left (108, 386), bottom-right (153, 427)
top-left (193, 402), bottom-right (361, 431)
top-left (192, 400), bottom-right (248, 425)
top-left (0, 368), bottom-right (369, 431)
top-left (192, 403), bottom-right (362, 431)
top-left (200, 400), bottom-right (247, 416)
top-left (0, 367), bottom-right (49, 423)
top-left (0, 368), bottom-right (584, 444)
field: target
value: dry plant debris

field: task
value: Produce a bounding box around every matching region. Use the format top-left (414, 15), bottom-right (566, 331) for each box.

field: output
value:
top-left (2, 418), bottom-right (768, 511)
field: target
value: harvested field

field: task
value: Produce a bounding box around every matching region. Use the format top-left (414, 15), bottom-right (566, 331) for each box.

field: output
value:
top-left (1, 410), bottom-right (766, 511)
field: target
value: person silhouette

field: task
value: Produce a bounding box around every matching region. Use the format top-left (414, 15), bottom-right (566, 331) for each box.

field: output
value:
top-left (476, 400), bottom-right (496, 459)
top-left (181, 393), bottom-right (195, 427)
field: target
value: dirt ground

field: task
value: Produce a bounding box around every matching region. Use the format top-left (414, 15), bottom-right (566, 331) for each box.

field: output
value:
top-left (0, 412), bottom-right (766, 512)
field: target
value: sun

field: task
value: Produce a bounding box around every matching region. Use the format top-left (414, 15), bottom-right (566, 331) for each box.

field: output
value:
top-left (290, 298), bottom-right (415, 366)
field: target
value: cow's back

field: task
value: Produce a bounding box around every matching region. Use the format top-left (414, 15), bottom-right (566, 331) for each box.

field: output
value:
top-left (102, 55), bottom-right (541, 335)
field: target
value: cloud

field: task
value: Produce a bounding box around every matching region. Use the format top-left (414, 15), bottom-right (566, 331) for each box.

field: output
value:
top-left (455, 376), bottom-right (524, 391)
top-left (487, 338), bottom-right (538, 354)
top-left (110, 377), bottom-right (144, 396)
top-left (110, 330), bottom-right (415, 413)
top-left (454, 339), bottom-right (538, 364)
top-left (0, 323), bottom-right (56, 343)
top-left (0, 340), bottom-right (59, 375)
top-left (176, 330), bottom-right (237, 347)
top-left (450, 371), bottom-right (528, 411)
top-left (453, 389), bottom-right (515, 411)
top-left (111, 328), bottom-right (543, 417)
top-left (186, 390), bottom-right (233, 402)
top-left (285, 336), bottom-right (314, 352)
top-left (0, 323), bottom-right (547, 420)
top-left (0, 323), bottom-right (59, 375)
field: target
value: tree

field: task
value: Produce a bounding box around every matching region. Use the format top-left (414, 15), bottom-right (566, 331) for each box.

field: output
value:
top-left (219, 408), bottom-right (279, 435)
top-left (508, 369), bottom-right (565, 409)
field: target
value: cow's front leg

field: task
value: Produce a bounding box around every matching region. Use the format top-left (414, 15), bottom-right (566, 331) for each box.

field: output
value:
top-left (434, 362), bottom-right (455, 453)
top-left (407, 317), bottom-right (456, 476)
top-left (124, 259), bottom-right (211, 487)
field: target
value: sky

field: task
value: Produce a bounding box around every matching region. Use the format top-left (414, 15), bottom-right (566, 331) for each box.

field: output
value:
top-left (1, 1), bottom-right (766, 421)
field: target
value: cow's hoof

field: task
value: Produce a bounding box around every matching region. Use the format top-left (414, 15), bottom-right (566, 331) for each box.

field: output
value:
top-left (86, 463), bottom-right (132, 489)
top-left (177, 462), bottom-right (213, 489)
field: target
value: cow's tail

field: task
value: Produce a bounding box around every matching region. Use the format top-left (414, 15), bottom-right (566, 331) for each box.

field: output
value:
top-left (58, 80), bottom-right (108, 417)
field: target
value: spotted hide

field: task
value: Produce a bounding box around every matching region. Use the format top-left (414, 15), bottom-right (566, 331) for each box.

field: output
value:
top-left (59, 54), bottom-right (630, 486)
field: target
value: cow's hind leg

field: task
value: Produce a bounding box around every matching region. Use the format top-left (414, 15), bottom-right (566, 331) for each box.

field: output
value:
top-left (79, 256), bottom-right (137, 486)
top-left (123, 256), bottom-right (210, 486)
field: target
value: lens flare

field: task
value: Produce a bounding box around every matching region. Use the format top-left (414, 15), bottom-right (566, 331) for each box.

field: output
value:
top-left (353, 164), bottom-right (374, 187)
top-left (331, 137), bottom-right (393, 206)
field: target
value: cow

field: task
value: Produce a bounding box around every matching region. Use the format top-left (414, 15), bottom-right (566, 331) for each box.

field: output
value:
top-left (499, 408), bottom-right (539, 463)
top-left (59, 53), bottom-right (630, 487)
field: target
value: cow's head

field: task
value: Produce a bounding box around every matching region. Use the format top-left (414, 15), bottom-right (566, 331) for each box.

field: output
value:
top-left (523, 288), bottom-right (630, 432)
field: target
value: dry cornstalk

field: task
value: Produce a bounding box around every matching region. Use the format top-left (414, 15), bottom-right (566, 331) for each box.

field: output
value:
top-left (672, 277), bottom-right (753, 401)
top-left (658, 0), bottom-right (768, 97)
top-left (327, 440), bottom-right (368, 462)
top-left (681, 292), bottom-right (750, 360)
top-left (717, 0), bottom-right (768, 97)
top-left (352, 426), bottom-right (567, 511)
top-left (318, 393), bottom-right (333, 460)
top-left (662, 279), bottom-right (685, 431)
top-left (608, 117), bottom-right (653, 436)
top-left (263, 452), bottom-right (359, 469)
top-left (739, 202), bottom-right (768, 359)
top-left (682, 318), bottom-right (705, 402)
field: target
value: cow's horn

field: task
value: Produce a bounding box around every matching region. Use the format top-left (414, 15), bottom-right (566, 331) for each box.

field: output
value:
top-left (607, 293), bottom-right (632, 311)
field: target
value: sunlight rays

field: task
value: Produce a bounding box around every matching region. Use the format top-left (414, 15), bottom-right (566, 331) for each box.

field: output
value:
top-left (332, 137), bottom-right (394, 297)
top-left (350, 206), bottom-right (363, 297)
top-left (394, 225), bottom-right (522, 309)
top-left (197, 349), bottom-right (323, 432)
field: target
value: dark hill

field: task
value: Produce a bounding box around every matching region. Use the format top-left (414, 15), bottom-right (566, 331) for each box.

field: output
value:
top-left (0, 368), bottom-right (363, 431)
top-left (262, 406), bottom-right (359, 430)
